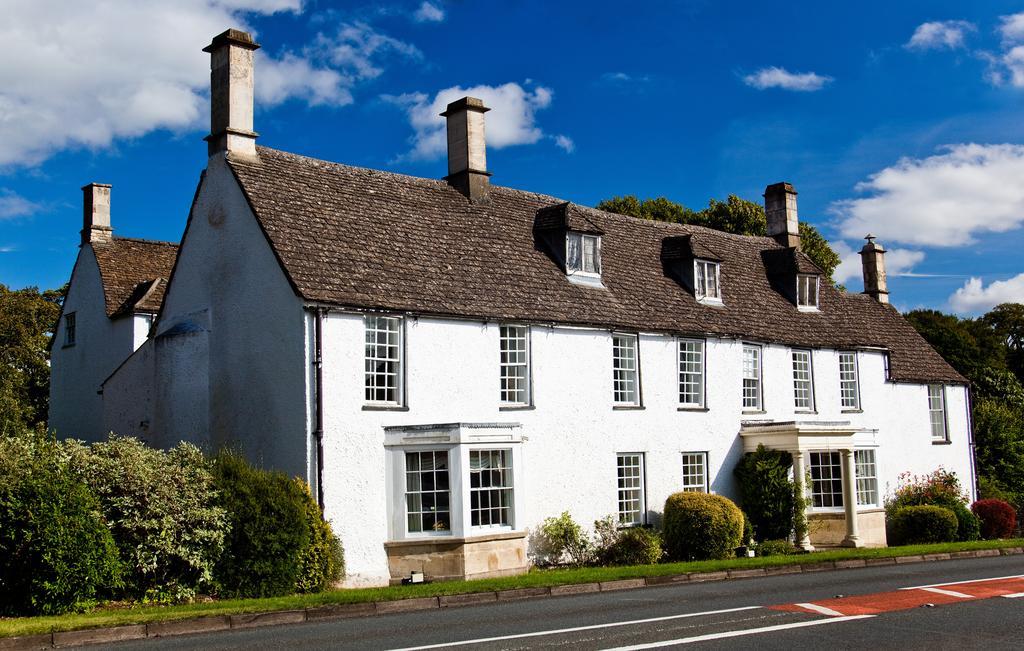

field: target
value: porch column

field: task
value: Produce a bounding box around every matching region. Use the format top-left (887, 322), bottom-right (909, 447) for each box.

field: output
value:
top-left (840, 448), bottom-right (861, 547)
top-left (792, 452), bottom-right (814, 551)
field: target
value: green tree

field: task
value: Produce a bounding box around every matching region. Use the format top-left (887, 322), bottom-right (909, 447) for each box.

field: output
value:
top-left (983, 303), bottom-right (1024, 383)
top-left (0, 283), bottom-right (64, 434)
top-left (972, 398), bottom-right (1024, 507)
top-left (903, 309), bottom-right (1006, 384)
top-left (596, 193), bottom-right (841, 281)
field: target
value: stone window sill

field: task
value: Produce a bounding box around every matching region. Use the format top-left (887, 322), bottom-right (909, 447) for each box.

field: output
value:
top-left (932, 440), bottom-right (952, 446)
top-left (362, 404), bottom-right (410, 412)
top-left (499, 405), bottom-right (535, 411)
top-left (678, 406), bottom-right (710, 412)
top-left (613, 405), bottom-right (645, 411)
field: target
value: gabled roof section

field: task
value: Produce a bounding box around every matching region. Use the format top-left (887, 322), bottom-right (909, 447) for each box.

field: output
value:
top-left (763, 246), bottom-right (824, 276)
top-left (534, 202), bottom-right (604, 234)
top-left (90, 237), bottom-right (178, 317)
top-left (226, 146), bottom-right (964, 384)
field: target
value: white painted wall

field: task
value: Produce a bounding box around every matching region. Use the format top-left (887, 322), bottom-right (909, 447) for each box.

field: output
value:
top-left (143, 153), bottom-right (308, 475)
top-left (317, 312), bottom-right (973, 586)
top-left (50, 246), bottom-right (152, 442)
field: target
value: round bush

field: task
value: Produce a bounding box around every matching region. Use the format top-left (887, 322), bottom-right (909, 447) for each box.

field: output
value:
top-left (213, 453), bottom-right (311, 598)
top-left (0, 436), bottom-right (121, 615)
top-left (888, 505), bottom-right (958, 545)
top-left (663, 492), bottom-right (744, 561)
top-left (949, 502), bottom-right (981, 542)
top-left (972, 499), bottom-right (1017, 539)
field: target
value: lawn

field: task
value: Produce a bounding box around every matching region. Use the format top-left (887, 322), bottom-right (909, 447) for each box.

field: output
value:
top-left (2, 538), bottom-right (1021, 639)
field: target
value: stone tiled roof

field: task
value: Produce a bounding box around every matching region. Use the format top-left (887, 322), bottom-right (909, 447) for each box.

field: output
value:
top-left (226, 146), bottom-right (965, 384)
top-left (91, 237), bottom-right (178, 317)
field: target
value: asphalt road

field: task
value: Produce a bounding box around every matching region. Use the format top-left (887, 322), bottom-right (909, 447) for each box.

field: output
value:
top-left (112, 555), bottom-right (1024, 650)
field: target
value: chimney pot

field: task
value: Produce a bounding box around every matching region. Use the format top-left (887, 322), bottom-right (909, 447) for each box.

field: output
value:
top-left (81, 183), bottom-right (113, 246)
top-left (859, 234), bottom-right (889, 303)
top-left (441, 96), bottom-right (491, 203)
top-left (764, 182), bottom-right (801, 249)
top-left (203, 28), bottom-right (260, 158)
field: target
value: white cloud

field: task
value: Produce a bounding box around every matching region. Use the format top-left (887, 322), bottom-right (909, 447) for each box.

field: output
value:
top-left (981, 13), bottom-right (1024, 87)
top-left (385, 82), bottom-right (563, 160)
top-left (0, 1), bottom-right (418, 167)
top-left (949, 273), bottom-right (1024, 314)
top-left (0, 190), bottom-right (40, 220)
top-left (833, 241), bottom-right (926, 285)
top-left (413, 2), bottom-right (445, 23)
top-left (742, 67), bottom-right (832, 92)
top-left (553, 135), bottom-right (575, 153)
top-left (999, 12), bottom-right (1024, 44)
top-left (905, 20), bottom-right (975, 51)
top-left (831, 144), bottom-right (1024, 247)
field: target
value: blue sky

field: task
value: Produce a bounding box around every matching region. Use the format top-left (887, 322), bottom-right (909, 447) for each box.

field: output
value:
top-left (2, 0), bottom-right (1023, 315)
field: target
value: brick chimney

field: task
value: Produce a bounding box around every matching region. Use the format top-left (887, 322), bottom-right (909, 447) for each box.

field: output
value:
top-left (81, 183), bottom-right (112, 246)
top-left (859, 234), bottom-right (889, 303)
top-left (764, 182), bottom-right (801, 249)
top-left (203, 29), bottom-right (260, 158)
top-left (441, 97), bottom-right (491, 203)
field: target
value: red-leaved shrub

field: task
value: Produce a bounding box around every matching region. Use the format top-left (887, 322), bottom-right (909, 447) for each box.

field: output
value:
top-left (971, 499), bottom-right (1017, 539)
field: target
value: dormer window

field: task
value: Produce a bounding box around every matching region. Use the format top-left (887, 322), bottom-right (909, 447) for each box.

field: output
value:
top-left (567, 232), bottom-right (601, 276)
top-left (797, 274), bottom-right (819, 310)
top-left (694, 259), bottom-right (721, 302)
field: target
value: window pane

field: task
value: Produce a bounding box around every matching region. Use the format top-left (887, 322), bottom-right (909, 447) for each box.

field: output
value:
top-left (365, 316), bottom-right (401, 403)
top-left (613, 334), bottom-right (639, 405)
top-left (839, 352), bottom-right (859, 409)
top-left (470, 449), bottom-right (513, 528)
top-left (694, 261), bottom-right (720, 300)
top-left (566, 233), bottom-right (582, 272)
top-left (405, 451), bottom-right (450, 533)
top-left (809, 451), bottom-right (843, 508)
top-left (742, 345), bottom-right (761, 410)
top-left (681, 452), bottom-right (707, 493)
top-left (500, 326), bottom-right (530, 404)
top-left (855, 450), bottom-right (878, 506)
top-left (679, 340), bottom-right (704, 406)
top-left (792, 350), bottom-right (814, 410)
top-left (582, 235), bottom-right (599, 274)
top-left (617, 454), bottom-right (645, 525)
top-left (929, 385), bottom-right (947, 440)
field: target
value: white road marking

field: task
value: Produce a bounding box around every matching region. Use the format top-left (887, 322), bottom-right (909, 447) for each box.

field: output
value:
top-left (919, 587), bottom-right (974, 599)
top-left (603, 615), bottom-right (876, 649)
top-left (900, 574), bottom-right (1024, 590)
top-left (386, 606), bottom-right (762, 650)
top-left (795, 602), bottom-right (845, 617)
top-left (1002, 592), bottom-right (1024, 599)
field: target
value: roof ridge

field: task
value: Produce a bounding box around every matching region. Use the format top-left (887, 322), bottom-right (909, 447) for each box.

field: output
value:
top-left (111, 236), bottom-right (179, 247)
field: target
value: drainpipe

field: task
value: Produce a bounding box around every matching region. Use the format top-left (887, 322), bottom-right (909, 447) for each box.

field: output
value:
top-left (313, 307), bottom-right (326, 511)
top-left (966, 384), bottom-right (978, 503)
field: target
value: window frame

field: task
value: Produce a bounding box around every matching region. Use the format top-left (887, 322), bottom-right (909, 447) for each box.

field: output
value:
top-left (499, 325), bottom-right (532, 407)
top-left (838, 351), bottom-right (861, 411)
top-left (928, 384), bottom-right (948, 442)
top-left (469, 448), bottom-right (515, 529)
top-left (566, 231), bottom-right (602, 277)
top-left (742, 344), bottom-right (762, 411)
top-left (616, 453), bottom-right (646, 526)
top-left (63, 312), bottom-right (77, 347)
top-left (404, 450), bottom-right (452, 536)
top-left (796, 274), bottom-right (820, 310)
top-left (693, 259), bottom-right (722, 303)
top-left (681, 451), bottom-right (709, 493)
top-left (791, 349), bottom-right (816, 412)
top-left (364, 314), bottom-right (404, 406)
top-left (855, 449), bottom-right (879, 507)
top-left (612, 333), bottom-right (641, 407)
top-left (678, 338), bottom-right (706, 408)
top-left (808, 450), bottom-right (844, 511)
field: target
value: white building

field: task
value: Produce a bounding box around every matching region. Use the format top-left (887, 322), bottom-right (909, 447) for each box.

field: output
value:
top-left (50, 29), bottom-right (974, 588)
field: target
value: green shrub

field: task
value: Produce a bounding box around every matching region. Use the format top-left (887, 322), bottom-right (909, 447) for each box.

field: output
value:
top-left (67, 437), bottom-right (228, 603)
top-left (885, 469), bottom-right (979, 541)
top-left (213, 453), bottom-right (311, 598)
top-left (888, 505), bottom-right (958, 545)
top-left (294, 480), bottom-right (344, 593)
top-left (532, 511), bottom-right (592, 567)
top-left (663, 492), bottom-right (744, 561)
top-left (0, 434), bottom-right (121, 615)
top-left (755, 539), bottom-right (797, 557)
top-left (733, 445), bottom-right (795, 542)
top-left (594, 524), bottom-right (663, 566)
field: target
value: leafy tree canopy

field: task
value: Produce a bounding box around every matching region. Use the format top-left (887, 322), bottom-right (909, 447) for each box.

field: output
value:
top-left (596, 194), bottom-right (841, 282)
top-left (0, 283), bottom-right (64, 434)
top-left (904, 309), bottom-right (1007, 384)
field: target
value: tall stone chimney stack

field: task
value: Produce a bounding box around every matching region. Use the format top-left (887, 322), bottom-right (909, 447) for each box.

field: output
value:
top-left (81, 183), bottom-right (112, 246)
top-left (441, 97), bottom-right (491, 203)
top-left (859, 234), bottom-right (889, 303)
top-left (203, 29), bottom-right (260, 158)
top-left (764, 182), bottom-right (801, 250)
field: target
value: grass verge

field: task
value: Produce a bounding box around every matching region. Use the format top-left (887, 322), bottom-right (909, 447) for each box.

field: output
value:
top-left (2, 538), bottom-right (1021, 638)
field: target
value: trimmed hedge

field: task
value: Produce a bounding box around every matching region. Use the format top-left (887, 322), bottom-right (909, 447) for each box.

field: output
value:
top-left (0, 435), bottom-right (121, 616)
top-left (888, 505), bottom-right (958, 545)
top-left (598, 527), bottom-right (664, 566)
top-left (756, 539), bottom-right (797, 557)
top-left (972, 499), bottom-right (1017, 539)
top-left (663, 492), bottom-right (744, 561)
